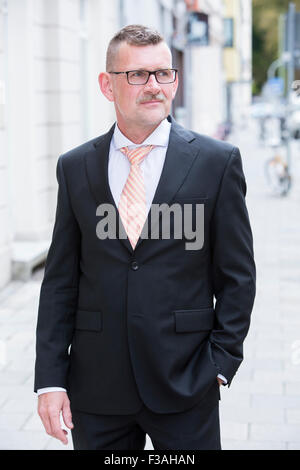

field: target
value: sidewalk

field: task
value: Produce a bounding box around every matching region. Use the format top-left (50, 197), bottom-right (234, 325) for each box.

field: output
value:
top-left (0, 119), bottom-right (300, 450)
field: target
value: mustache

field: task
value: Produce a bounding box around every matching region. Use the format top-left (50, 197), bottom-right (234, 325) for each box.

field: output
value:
top-left (137, 94), bottom-right (165, 104)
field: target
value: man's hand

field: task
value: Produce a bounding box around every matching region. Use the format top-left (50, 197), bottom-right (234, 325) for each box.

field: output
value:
top-left (38, 391), bottom-right (73, 445)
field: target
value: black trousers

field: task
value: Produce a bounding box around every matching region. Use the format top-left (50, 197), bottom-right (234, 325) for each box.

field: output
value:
top-left (70, 382), bottom-right (221, 450)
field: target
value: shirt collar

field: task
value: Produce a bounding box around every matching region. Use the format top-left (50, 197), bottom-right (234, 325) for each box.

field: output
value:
top-left (112, 118), bottom-right (171, 150)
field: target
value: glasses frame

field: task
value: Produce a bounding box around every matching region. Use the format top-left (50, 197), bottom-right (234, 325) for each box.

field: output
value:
top-left (108, 68), bottom-right (178, 85)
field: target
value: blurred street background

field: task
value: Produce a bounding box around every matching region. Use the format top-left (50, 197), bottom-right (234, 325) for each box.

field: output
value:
top-left (0, 0), bottom-right (300, 450)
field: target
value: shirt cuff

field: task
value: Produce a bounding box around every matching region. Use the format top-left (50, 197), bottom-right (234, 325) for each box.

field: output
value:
top-left (217, 373), bottom-right (228, 385)
top-left (37, 387), bottom-right (67, 395)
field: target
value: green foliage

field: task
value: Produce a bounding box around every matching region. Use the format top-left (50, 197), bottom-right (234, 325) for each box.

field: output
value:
top-left (252, 0), bottom-right (300, 95)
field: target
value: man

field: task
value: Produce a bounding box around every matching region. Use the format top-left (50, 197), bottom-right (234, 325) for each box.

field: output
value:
top-left (35, 24), bottom-right (256, 450)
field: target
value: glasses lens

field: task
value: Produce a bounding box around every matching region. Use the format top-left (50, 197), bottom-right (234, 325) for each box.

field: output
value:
top-left (128, 71), bottom-right (149, 84)
top-left (127, 69), bottom-right (176, 84)
top-left (156, 69), bottom-right (176, 83)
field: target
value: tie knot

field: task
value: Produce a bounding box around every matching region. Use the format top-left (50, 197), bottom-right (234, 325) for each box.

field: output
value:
top-left (120, 145), bottom-right (155, 166)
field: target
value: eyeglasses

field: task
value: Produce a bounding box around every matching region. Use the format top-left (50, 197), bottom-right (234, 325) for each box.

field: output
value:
top-left (108, 68), bottom-right (178, 85)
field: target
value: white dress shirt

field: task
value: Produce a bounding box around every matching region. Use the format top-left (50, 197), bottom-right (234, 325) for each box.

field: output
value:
top-left (37, 118), bottom-right (227, 395)
top-left (108, 117), bottom-right (171, 212)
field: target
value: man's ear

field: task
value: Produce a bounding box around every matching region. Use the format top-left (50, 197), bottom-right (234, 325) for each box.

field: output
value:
top-left (98, 72), bottom-right (114, 102)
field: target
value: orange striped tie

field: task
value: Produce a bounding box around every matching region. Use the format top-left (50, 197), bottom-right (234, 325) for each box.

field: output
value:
top-left (119, 145), bottom-right (155, 249)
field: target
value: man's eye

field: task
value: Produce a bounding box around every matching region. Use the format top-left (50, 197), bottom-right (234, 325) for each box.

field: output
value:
top-left (132, 71), bottom-right (146, 77)
top-left (157, 70), bottom-right (170, 77)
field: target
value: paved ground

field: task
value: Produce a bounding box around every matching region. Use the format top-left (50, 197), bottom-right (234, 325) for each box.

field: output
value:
top-left (0, 118), bottom-right (300, 450)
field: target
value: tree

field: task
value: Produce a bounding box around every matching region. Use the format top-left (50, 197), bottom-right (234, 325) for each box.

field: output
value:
top-left (252, 0), bottom-right (300, 95)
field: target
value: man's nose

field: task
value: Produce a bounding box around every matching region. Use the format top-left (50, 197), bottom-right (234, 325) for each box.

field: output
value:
top-left (144, 73), bottom-right (161, 92)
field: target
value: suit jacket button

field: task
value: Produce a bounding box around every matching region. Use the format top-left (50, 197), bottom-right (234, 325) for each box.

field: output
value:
top-left (131, 261), bottom-right (139, 271)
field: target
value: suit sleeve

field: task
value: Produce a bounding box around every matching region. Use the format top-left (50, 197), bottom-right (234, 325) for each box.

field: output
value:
top-left (209, 146), bottom-right (256, 387)
top-left (34, 156), bottom-right (81, 392)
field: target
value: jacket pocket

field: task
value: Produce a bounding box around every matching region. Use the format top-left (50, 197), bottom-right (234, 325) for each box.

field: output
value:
top-left (75, 309), bottom-right (102, 332)
top-left (174, 307), bottom-right (214, 333)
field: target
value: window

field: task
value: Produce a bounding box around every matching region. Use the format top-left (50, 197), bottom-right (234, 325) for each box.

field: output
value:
top-left (224, 18), bottom-right (234, 48)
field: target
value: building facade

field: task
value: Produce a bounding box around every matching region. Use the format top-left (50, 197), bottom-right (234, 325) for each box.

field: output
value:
top-left (223, 0), bottom-right (252, 126)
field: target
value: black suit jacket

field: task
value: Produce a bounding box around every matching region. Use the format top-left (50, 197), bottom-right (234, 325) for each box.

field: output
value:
top-left (34, 115), bottom-right (256, 415)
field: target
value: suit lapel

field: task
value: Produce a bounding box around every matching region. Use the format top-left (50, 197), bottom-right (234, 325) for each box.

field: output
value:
top-left (134, 116), bottom-right (199, 250)
top-left (84, 123), bottom-right (133, 254)
top-left (84, 116), bottom-right (199, 254)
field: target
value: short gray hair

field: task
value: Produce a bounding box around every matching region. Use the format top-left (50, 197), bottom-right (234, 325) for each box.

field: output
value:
top-left (106, 24), bottom-right (165, 71)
